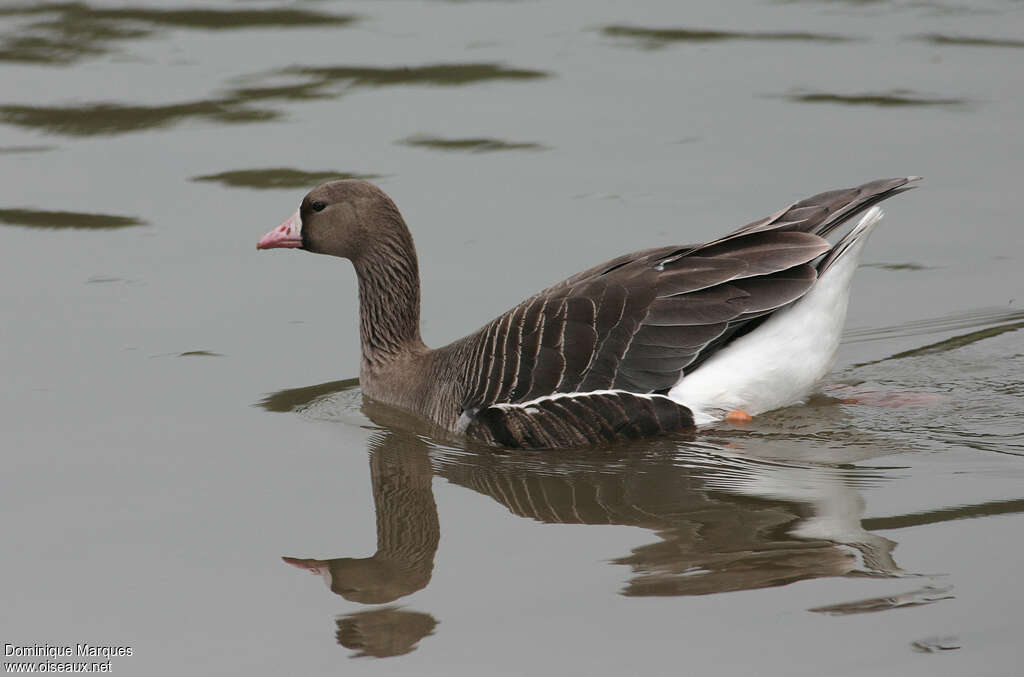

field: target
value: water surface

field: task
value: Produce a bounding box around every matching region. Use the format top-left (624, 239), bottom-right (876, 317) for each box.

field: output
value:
top-left (2, 0), bottom-right (1022, 675)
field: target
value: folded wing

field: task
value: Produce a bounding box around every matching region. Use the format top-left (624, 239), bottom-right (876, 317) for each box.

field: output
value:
top-left (453, 177), bottom-right (917, 441)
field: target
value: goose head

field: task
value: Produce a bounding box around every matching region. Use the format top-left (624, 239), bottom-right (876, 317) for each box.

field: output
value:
top-left (257, 179), bottom-right (407, 262)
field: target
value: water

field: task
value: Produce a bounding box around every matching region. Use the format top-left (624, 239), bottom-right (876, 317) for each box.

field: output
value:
top-left (2, 0), bottom-right (1022, 674)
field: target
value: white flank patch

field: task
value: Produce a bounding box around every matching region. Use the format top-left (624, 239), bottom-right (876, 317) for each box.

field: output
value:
top-left (669, 207), bottom-right (886, 425)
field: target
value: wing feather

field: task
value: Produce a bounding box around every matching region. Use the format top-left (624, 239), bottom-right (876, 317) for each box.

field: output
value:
top-left (454, 177), bottom-right (917, 438)
top-left (693, 231), bottom-right (830, 277)
top-left (558, 297), bottom-right (598, 392)
top-left (507, 296), bottom-right (546, 402)
top-left (645, 285), bottom-right (750, 326)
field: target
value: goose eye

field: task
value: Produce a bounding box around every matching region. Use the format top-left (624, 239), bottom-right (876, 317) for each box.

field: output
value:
top-left (310, 200), bottom-right (327, 212)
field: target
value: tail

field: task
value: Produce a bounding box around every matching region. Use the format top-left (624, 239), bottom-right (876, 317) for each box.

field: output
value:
top-left (818, 205), bottom-right (886, 275)
top-left (713, 176), bottom-right (921, 244)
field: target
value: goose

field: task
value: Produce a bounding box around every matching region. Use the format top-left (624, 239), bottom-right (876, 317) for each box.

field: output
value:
top-left (258, 177), bottom-right (918, 449)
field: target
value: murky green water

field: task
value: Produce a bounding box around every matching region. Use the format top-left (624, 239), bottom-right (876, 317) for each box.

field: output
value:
top-left (2, 1), bottom-right (1022, 674)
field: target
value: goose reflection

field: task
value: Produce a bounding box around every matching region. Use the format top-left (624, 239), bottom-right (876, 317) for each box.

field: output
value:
top-left (334, 607), bottom-right (438, 659)
top-left (283, 428), bottom-right (439, 604)
top-left (433, 435), bottom-right (901, 596)
top-left (276, 415), bottom-right (440, 658)
top-left (265, 381), bottom-right (905, 608)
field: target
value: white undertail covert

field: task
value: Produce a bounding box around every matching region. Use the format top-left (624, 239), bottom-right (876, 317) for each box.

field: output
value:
top-left (669, 206), bottom-right (886, 424)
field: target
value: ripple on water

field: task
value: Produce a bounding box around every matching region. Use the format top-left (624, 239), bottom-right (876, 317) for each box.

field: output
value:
top-left (277, 63), bottom-right (549, 89)
top-left (602, 24), bottom-right (857, 49)
top-left (808, 584), bottom-right (955, 615)
top-left (0, 100), bottom-right (279, 137)
top-left (841, 312), bottom-right (1024, 457)
top-left (400, 135), bottom-right (548, 153)
top-left (916, 34), bottom-right (1024, 48)
top-left (226, 62), bottom-right (550, 105)
top-left (860, 262), bottom-right (933, 271)
top-left (844, 307), bottom-right (1024, 345)
top-left (192, 169), bottom-right (385, 190)
top-left (0, 208), bottom-right (145, 229)
top-left (256, 378), bottom-right (370, 428)
top-left (779, 89), bottom-right (969, 108)
top-left (911, 635), bottom-right (961, 653)
top-left (0, 63), bottom-right (550, 137)
top-left (0, 145), bottom-right (54, 154)
top-left (0, 3), bottom-right (357, 65)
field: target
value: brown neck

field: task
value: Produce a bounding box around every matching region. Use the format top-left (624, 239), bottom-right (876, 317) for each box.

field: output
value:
top-left (370, 436), bottom-right (439, 574)
top-left (352, 224), bottom-right (426, 369)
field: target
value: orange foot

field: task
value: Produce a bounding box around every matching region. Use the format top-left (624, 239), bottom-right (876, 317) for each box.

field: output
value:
top-left (725, 409), bottom-right (752, 423)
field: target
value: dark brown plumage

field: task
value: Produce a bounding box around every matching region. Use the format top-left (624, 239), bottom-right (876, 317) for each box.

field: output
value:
top-left (258, 177), bottom-right (918, 449)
